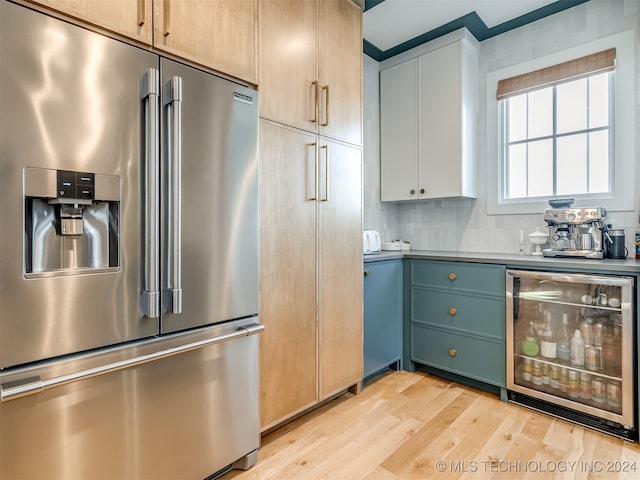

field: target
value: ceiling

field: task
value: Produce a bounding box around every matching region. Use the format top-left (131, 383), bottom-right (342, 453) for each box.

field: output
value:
top-left (363, 0), bottom-right (590, 61)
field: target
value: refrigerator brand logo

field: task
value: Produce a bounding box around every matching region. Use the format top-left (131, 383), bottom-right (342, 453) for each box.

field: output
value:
top-left (233, 92), bottom-right (254, 105)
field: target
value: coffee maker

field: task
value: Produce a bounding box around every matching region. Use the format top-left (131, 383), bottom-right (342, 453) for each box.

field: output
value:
top-left (542, 201), bottom-right (606, 259)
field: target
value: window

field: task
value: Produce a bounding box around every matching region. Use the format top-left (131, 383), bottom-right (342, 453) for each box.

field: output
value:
top-left (501, 71), bottom-right (612, 200)
top-left (486, 31), bottom-right (635, 215)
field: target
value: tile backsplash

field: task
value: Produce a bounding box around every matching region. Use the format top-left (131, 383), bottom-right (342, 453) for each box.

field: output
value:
top-left (363, 0), bottom-right (640, 255)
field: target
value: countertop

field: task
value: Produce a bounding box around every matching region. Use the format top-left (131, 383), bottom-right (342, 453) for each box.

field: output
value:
top-left (364, 250), bottom-right (640, 274)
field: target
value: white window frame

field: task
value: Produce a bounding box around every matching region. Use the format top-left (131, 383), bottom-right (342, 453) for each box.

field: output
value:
top-left (486, 30), bottom-right (635, 215)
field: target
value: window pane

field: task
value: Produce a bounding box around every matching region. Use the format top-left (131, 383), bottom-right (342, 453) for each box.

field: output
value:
top-left (527, 88), bottom-right (553, 138)
top-left (507, 143), bottom-right (526, 198)
top-left (508, 94), bottom-right (527, 142)
top-left (527, 139), bottom-right (553, 197)
top-left (589, 130), bottom-right (609, 193)
top-left (557, 134), bottom-right (587, 195)
top-left (557, 79), bottom-right (587, 134)
top-left (589, 73), bottom-right (609, 129)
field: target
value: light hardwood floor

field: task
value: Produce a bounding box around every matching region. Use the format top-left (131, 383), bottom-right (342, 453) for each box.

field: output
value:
top-left (222, 370), bottom-right (640, 479)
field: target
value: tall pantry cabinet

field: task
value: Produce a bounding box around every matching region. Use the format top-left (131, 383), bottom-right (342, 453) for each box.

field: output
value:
top-left (258, 0), bottom-right (363, 431)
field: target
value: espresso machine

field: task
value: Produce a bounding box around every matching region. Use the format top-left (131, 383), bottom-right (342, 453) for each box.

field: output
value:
top-left (542, 203), bottom-right (607, 259)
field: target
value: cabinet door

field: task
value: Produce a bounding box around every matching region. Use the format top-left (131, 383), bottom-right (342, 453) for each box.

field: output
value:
top-left (418, 41), bottom-right (464, 198)
top-left (27, 0), bottom-right (152, 43)
top-left (318, 0), bottom-right (363, 146)
top-left (380, 59), bottom-right (419, 201)
top-left (258, 121), bottom-right (318, 430)
top-left (258, 0), bottom-right (317, 132)
top-left (364, 260), bottom-right (403, 378)
top-left (318, 139), bottom-right (363, 399)
top-left (154, 0), bottom-right (256, 84)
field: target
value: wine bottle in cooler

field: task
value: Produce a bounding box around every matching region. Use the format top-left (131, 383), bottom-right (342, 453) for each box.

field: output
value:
top-left (556, 313), bottom-right (571, 363)
top-left (571, 330), bottom-right (585, 368)
top-left (540, 311), bottom-right (557, 359)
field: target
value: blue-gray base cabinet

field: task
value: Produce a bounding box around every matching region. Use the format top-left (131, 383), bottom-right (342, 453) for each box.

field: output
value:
top-left (364, 259), bottom-right (403, 379)
top-left (404, 259), bottom-right (507, 398)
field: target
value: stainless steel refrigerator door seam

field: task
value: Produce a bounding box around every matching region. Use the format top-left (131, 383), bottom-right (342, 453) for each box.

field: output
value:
top-left (163, 76), bottom-right (183, 314)
top-left (0, 323), bottom-right (264, 403)
top-left (140, 68), bottom-right (161, 319)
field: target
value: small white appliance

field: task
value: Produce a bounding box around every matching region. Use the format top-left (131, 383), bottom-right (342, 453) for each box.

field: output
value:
top-left (363, 230), bottom-right (381, 254)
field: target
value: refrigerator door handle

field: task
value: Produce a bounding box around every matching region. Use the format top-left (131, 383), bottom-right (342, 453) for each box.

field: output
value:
top-left (140, 68), bottom-right (160, 319)
top-left (163, 76), bottom-right (183, 314)
top-left (0, 324), bottom-right (264, 403)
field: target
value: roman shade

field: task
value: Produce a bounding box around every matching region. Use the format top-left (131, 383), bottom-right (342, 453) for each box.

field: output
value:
top-left (496, 48), bottom-right (616, 100)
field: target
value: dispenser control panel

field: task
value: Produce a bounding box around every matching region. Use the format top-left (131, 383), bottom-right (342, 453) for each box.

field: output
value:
top-left (57, 170), bottom-right (95, 200)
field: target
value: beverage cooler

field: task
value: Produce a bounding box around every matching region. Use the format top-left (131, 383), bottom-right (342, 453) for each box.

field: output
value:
top-left (506, 269), bottom-right (636, 440)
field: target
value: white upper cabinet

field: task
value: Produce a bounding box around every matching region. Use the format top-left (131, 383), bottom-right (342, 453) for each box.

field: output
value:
top-left (380, 58), bottom-right (419, 201)
top-left (380, 31), bottom-right (479, 202)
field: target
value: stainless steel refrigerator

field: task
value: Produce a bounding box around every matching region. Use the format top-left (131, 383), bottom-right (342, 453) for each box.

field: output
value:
top-left (0, 1), bottom-right (262, 478)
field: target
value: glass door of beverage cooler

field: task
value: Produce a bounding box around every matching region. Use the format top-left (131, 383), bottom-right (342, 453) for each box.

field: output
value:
top-left (506, 269), bottom-right (635, 438)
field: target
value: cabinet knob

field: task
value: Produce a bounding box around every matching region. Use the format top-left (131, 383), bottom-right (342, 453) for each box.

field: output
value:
top-left (448, 273), bottom-right (457, 281)
top-left (420, 188), bottom-right (425, 194)
top-left (410, 189), bottom-right (416, 195)
top-left (448, 307), bottom-right (457, 316)
top-left (448, 348), bottom-right (457, 357)
top-left (363, 269), bottom-right (371, 277)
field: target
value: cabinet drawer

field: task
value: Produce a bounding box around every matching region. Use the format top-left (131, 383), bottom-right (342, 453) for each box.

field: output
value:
top-left (412, 289), bottom-right (505, 339)
top-left (411, 260), bottom-right (505, 294)
top-left (412, 324), bottom-right (505, 387)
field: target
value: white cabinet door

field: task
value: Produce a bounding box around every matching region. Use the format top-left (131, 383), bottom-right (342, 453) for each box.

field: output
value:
top-left (380, 35), bottom-right (478, 202)
top-left (419, 41), bottom-right (464, 199)
top-left (380, 59), bottom-right (418, 201)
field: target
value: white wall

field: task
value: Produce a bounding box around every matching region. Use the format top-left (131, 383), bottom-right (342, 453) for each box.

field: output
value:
top-left (364, 0), bottom-right (640, 254)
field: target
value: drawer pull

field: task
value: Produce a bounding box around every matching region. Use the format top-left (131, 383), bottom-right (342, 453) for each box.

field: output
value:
top-left (448, 348), bottom-right (457, 357)
top-left (363, 269), bottom-right (371, 277)
top-left (448, 307), bottom-right (457, 316)
top-left (448, 273), bottom-right (457, 281)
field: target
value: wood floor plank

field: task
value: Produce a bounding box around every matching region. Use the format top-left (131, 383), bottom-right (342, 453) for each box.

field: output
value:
top-left (222, 371), bottom-right (640, 480)
top-left (380, 391), bottom-right (477, 476)
top-left (303, 415), bottom-right (423, 479)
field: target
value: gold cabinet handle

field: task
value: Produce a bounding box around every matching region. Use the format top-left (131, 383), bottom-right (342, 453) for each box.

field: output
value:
top-left (448, 348), bottom-right (456, 357)
top-left (321, 85), bottom-right (329, 126)
top-left (449, 273), bottom-right (457, 281)
top-left (448, 307), bottom-right (457, 316)
top-left (163, 0), bottom-right (171, 36)
top-left (306, 143), bottom-right (318, 201)
top-left (311, 81), bottom-right (319, 123)
top-left (137, 0), bottom-right (145, 26)
top-left (320, 145), bottom-right (329, 202)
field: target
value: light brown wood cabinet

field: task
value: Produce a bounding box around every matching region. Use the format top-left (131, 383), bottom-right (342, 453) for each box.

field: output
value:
top-left (259, 0), bottom-right (362, 146)
top-left (258, 121), bottom-right (319, 429)
top-left (26, 0), bottom-right (153, 44)
top-left (153, 0), bottom-right (257, 84)
top-left (259, 120), bottom-right (363, 431)
top-left (27, 0), bottom-right (257, 84)
top-left (317, 137), bottom-right (364, 400)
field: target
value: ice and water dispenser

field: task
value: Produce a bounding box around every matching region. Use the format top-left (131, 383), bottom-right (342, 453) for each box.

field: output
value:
top-left (24, 167), bottom-right (120, 275)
